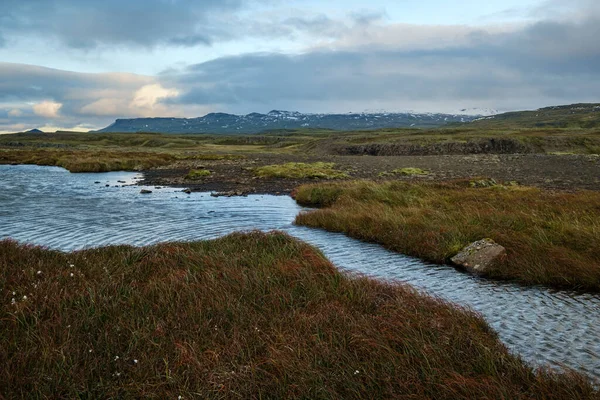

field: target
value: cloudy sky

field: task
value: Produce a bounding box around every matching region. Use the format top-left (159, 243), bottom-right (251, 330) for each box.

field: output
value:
top-left (1, 0), bottom-right (599, 132)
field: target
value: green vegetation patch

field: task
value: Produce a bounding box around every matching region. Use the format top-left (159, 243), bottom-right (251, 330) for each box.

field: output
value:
top-left (184, 153), bottom-right (246, 161)
top-left (255, 162), bottom-right (349, 179)
top-left (295, 181), bottom-right (600, 291)
top-left (1, 232), bottom-right (595, 398)
top-left (185, 169), bottom-right (212, 180)
top-left (469, 178), bottom-right (519, 188)
top-left (394, 167), bottom-right (429, 175)
top-left (380, 167), bottom-right (430, 177)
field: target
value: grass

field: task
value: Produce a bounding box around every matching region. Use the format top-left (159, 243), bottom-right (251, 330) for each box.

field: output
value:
top-left (185, 154), bottom-right (246, 161)
top-left (0, 149), bottom-right (175, 173)
top-left (394, 167), bottom-right (429, 175)
top-left (380, 167), bottom-right (430, 177)
top-left (254, 162), bottom-right (349, 179)
top-left (186, 169), bottom-right (212, 180)
top-left (294, 181), bottom-right (600, 291)
top-left (0, 232), bottom-right (596, 398)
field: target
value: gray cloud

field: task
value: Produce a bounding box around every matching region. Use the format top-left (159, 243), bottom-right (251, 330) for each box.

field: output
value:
top-left (2, 2), bottom-right (600, 132)
top-left (0, 0), bottom-right (244, 49)
top-left (160, 11), bottom-right (600, 113)
top-left (0, 1), bottom-right (395, 51)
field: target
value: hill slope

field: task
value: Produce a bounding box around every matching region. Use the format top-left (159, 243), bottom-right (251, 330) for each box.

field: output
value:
top-left (470, 103), bottom-right (600, 128)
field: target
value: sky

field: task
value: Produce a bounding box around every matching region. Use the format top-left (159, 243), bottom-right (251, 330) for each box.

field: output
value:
top-left (1, 0), bottom-right (599, 132)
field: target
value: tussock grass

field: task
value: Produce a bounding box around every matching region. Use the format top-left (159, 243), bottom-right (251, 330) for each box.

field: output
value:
top-left (394, 167), bottom-right (429, 175)
top-left (185, 169), bottom-right (212, 179)
top-left (380, 167), bottom-right (430, 177)
top-left (255, 162), bottom-right (349, 179)
top-left (1, 232), bottom-right (595, 398)
top-left (294, 181), bottom-right (600, 291)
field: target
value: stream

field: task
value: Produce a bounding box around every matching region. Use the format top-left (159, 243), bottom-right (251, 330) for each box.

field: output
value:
top-left (1, 164), bottom-right (599, 381)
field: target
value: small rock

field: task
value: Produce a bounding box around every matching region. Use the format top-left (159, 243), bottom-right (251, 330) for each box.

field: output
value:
top-left (117, 180), bottom-right (126, 183)
top-left (451, 239), bottom-right (506, 274)
top-left (183, 189), bottom-right (192, 194)
top-left (94, 181), bottom-right (101, 184)
top-left (105, 184), bottom-right (110, 187)
top-left (140, 189), bottom-right (153, 194)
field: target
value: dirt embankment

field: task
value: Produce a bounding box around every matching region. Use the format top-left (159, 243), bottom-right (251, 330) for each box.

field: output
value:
top-left (332, 138), bottom-right (533, 156)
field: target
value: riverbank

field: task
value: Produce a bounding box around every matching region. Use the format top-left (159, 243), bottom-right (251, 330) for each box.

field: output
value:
top-left (294, 180), bottom-right (600, 292)
top-left (1, 232), bottom-right (596, 398)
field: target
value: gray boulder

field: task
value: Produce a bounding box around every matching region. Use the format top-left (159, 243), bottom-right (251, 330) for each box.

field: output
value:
top-left (451, 239), bottom-right (506, 274)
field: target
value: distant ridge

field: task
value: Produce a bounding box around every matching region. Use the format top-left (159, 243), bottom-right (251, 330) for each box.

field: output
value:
top-left (95, 110), bottom-right (480, 134)
top-left (25, 128), bottom-right (44, 134)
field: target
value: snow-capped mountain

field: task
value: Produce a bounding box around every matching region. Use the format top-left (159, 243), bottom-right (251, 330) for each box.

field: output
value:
top-left (456, 108), bottom-right (499, 116)
top-left (95, 110), bottom-right (481, 134)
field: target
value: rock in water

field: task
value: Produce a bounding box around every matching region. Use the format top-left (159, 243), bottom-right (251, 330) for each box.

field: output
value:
top-left (140, 189), bottom-right (153, 194)
top-left (451, 239), bottom-right (506, 274)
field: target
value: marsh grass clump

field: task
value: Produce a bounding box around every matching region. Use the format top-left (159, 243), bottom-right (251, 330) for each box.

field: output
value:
top-left (294, 181), bottom-right (600, 291)
top-left (380, 167), bottom-right (430, 177)
top-left (255, 162), bottom-right (349, 179)
top-left (185, 168), bottom-right (212, 179)
top-left (0, 232), bottom-right (596, 398)
top-left (394, 167), bottom-right (429, 175)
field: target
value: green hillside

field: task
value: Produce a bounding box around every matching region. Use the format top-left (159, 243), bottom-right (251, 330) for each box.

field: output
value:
top-left (470, 104), bottom-right (600, 129)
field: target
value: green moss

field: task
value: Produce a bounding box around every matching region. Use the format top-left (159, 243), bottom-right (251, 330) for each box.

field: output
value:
top-left (255, 162), bottom-right (349, 179)
top-left (185, 169), bottom-right (211, 180)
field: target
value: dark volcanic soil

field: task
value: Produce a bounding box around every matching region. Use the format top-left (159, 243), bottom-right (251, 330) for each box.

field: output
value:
top-left (140, 153), bottom-right (600, 195)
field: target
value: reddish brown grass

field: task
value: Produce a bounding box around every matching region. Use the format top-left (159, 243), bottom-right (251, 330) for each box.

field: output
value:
top-left (294, 180), bottom-right (600, 291)
top-left (0, 232), bottom-right (596, 398)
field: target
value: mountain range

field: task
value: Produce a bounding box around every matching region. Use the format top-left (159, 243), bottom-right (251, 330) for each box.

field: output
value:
top-left (95, 110), bottom-right (481, 134)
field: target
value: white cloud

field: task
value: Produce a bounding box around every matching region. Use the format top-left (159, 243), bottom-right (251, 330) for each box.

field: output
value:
top-left (131, 84), bottom-right (179, 110)
top-left (8, 109), bottom-right (23, 117)
top-left (79, 83), bottom-right (182, 119)
top-left (0, 123), bottom-right (27, 134)
top-left (33, 101), bottom-right (62, 118)
top-left (38, 124), bottom-right (91, 133)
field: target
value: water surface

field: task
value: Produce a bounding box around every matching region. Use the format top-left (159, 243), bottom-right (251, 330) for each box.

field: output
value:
top-left (1, 165), bottom-right (599, 380)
